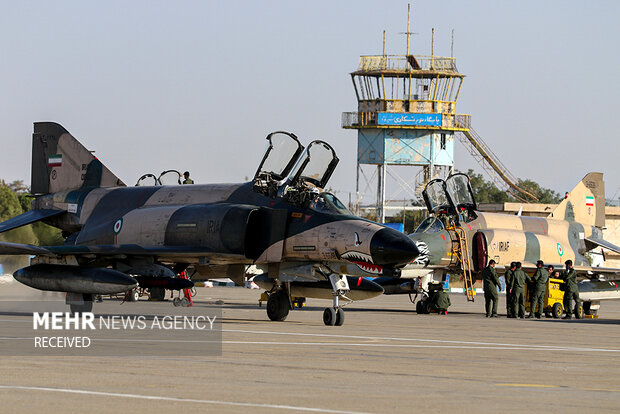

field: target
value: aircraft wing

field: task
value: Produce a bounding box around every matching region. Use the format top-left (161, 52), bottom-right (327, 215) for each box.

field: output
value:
top-left (0, 241), bottom-right (55, 256)
top-left (0, 242), bottom-right (249, 265)
top-left (585, 237), bottom-right (620, 255)
top-left (0, 209), bottom-right (66, 234)
top-left (46, 244), bottom-right (250, 265)
top-left (518, 261), bottom-right (620, 279)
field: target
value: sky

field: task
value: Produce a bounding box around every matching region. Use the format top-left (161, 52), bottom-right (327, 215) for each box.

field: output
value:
top-left (1, 0), bottom-right (619, 206)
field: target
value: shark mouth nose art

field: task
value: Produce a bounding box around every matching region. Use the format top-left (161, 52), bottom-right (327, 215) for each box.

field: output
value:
top-left (341, 251), bottom-right (383, 275)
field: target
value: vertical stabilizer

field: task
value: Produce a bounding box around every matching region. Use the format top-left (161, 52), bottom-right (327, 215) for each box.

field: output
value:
top-left (548, 172), bottom-right (605, 228)
top-left (31, 122), bottom-right (125, 195)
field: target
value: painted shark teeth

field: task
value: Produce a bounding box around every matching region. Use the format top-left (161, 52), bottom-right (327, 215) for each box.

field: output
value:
top-left (341, 251), bottom-right (383, 275)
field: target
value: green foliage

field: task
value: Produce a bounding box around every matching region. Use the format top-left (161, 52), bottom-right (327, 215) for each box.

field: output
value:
top-left (465, 169), bottom-right (561, 204)
top-left (386, 209), bottom-right (427, 234)
top-left (0, 185), bottom-right (37, 272)
top-left (516, 179), bottom-right (562, 204)
top-left (466, 169), bottom-right (512, 203)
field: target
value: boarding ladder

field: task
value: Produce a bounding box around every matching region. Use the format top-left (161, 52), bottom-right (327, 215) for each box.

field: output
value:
top-left (447, 226), bottom-right (476, 302)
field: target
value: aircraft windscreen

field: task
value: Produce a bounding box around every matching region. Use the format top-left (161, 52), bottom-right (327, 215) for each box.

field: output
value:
top-left (260, 132), bottom-right (303, 179)
top-left (309, 193), bottom-right (352, 215)
top-left (289, 141), bottom-right (337, 188)
top-left (424, 180), bottom-right (450, 212)
top-left (159, 170), bottom-right (182, 185)
top-left (446, 174), bottom-right (475, 208)
top-left (414, 217), bottom-right (445, 233)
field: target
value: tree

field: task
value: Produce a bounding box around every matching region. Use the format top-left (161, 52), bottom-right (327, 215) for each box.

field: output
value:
top-left (465, 169), bottom-right (562, 204)
top-left (0, 185), bottom-right (37, 272)
top-left (466, 169), bottom-right (512, 203)
top-left (386, 209), bottom-right (427, 234)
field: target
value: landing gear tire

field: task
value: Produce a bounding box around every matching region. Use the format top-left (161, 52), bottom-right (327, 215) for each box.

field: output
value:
top-left (335, 308), bottom-right (345, 326)
top-left (423, 301), bottom-right (431, 314)
top-left (128, 289), bottom-right (139, 302)
top-left (416, 300), bottom-right (424, 314)
top-left (323, 307), bottom-right (337, 326)
top-left (70, 300), bottom-right (93, 314)
top-left (150, 287), bottom-right (166, 301)
top-left (173, 297), bottom-right (181, 307)
top-left (266, 290), bottom-right (289, 321)
top-left (181, 297), bottom-right (189, 307)
top-left (552, 302), bottom-right (563, 319)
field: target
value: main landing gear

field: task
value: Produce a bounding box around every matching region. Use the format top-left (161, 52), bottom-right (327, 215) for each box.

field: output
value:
top-left (264, 273), bottom-right (351, 326)
top-left (266, 289), bottom-right (290, 321)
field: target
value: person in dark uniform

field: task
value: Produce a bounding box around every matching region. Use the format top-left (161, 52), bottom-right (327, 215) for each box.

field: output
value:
top-left (482, 259), bottom-right (500, 318)
top-left (183, 171), bottom-right (194, 184)
top-left (505, 262), bottom-right (517, 318)
top-left (562, 260), bottom-right (580, 319)
top-left (510, 262), bottom-right (528, 319)
top-left (528, 260), bottom-right (548, 319)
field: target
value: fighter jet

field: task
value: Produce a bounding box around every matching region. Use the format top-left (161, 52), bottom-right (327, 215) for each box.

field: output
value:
top-left (0, 122), bottom-right (419, 325)
top-left (374, 172), bottom-right (620, 316)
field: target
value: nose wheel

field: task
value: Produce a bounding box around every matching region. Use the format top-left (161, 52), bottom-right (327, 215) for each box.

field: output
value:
top-left (323, 273), bottom-right (350, 326)
top-left (323, 307), bottom-right (345, 326)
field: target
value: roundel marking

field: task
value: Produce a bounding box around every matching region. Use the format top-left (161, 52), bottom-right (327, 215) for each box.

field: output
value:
top-left (113, 218), bottom-right (123, 235)
top-left (557, 243), bottom-right (563, 257)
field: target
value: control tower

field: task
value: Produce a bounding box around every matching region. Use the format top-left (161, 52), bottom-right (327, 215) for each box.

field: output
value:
top-left (342, 27), bottom-right (470, 222)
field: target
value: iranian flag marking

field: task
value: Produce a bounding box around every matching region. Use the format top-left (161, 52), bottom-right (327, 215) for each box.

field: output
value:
top-left (48, 154), bottom-right (62, 167)
top-left (585, 196), bottom-right (594, 206)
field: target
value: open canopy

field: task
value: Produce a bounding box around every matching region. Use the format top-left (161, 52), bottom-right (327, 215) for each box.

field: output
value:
top-left (287, 140), bottom-right (339, 190)
top-left (254, 131), bottom-right (304, 182)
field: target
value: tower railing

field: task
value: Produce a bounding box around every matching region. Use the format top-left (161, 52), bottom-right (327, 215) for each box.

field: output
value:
top-left (357, 55), bottom-right (459, 72)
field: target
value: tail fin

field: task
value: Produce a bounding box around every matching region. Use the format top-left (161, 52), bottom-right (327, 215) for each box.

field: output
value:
top-left (548, 172), bottom-right (605, 228)
top-left (31, 122), bottom-right (125, 195)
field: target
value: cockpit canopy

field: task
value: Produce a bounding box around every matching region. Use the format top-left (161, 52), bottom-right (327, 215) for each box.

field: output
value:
top-left (253, 132), bottom-right (340, 208)
top-left (287, 140), bottom-right (339, 190)
top-left (421, 173), bottom-right (477, 224)
top-left (254, 132), bottom-right (304, 182)
top-left (135, 170), bottom-right (182, 186)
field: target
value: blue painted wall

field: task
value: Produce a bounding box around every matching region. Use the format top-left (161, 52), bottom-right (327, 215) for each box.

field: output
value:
top-left (357, 129), bottom-right (454, 166)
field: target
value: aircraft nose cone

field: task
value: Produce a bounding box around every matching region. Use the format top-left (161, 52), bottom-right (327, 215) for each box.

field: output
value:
top-left (369, 228), bottom-right (419, 267)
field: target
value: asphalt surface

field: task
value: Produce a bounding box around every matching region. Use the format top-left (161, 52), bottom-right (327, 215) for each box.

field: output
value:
top-left (1, 279), bottom-right (620, 413)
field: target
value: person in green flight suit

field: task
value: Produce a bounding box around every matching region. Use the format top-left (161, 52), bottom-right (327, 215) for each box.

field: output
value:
top-left (182, 171), bottom-right (194, 184)
top-left (562, 259), bottom-right (581, 319)
top-left (430, 289), bottom-right (451, 315)
top-left (482, 259), bottom-right (500, 318)
top-left (505, 262), bottom-right (517, 318)
top-left (510, 262), bottom-right (529, 319)
top-left (528, 260), bottom-right (548, 319)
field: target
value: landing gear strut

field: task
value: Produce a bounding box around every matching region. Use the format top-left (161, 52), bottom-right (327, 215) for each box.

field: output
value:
top-left (323, 273), bottom-right (350, 326)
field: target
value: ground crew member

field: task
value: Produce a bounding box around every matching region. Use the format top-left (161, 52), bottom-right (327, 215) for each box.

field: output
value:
top-left (562, 260), bottom-right (580, 319)
top-left (528, 260), bottom-right (548, 319)
top-left (183, 171), bottom-right (194, 184)
top-left (430, 289), bottom-right (451, 315)
top-left (505, 262), bottom-right (517, 318)
top-left (510, 262), bottom-right (528, 318)
top-left (482, 259), bottom-right (500, 317)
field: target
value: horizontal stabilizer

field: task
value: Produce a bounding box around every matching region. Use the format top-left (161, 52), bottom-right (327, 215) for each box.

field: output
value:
top-left (0, 241), bottom-right (54, 256)
top-left (585, 237), bottom-right (620, 255)
top-left (0, 209), bottom-right (65, 234)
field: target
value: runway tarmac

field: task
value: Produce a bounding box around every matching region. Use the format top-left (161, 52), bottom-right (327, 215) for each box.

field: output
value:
top-left (1, 280), bottom-right (620, 413)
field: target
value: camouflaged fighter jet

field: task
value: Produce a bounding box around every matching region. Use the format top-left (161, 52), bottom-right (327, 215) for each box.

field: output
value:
top-left (0, 122), bottom-right (419, 325)
top-left (375, 172), bottom-right (620, 314)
